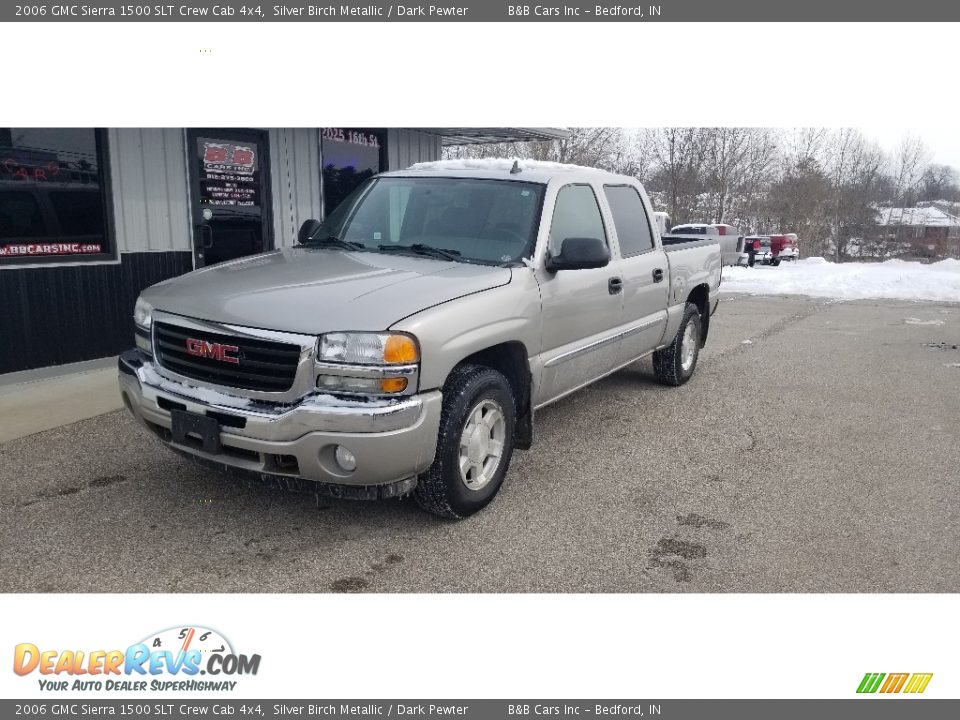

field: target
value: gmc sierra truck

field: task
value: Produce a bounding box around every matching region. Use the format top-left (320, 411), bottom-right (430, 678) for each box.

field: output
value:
top-left (119, 159), bottom-right (721, 518)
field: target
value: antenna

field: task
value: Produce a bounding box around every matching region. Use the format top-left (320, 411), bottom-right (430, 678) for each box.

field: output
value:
top-left (510, 159), bottom-right (522, 174)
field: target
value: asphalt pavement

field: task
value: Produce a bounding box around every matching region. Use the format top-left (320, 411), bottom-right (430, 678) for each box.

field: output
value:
top-left (2, 294), bottom-right (959, 592)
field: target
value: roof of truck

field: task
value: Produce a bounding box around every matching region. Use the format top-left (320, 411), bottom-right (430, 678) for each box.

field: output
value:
top-left (386, 158), bottom-right (628, 184)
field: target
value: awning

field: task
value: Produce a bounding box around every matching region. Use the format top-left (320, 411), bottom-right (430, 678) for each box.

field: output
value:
top-left (414, 127), bottom-right (572, 146)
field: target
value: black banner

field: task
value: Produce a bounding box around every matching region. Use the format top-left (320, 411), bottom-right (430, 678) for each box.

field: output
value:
top-left (3, 1), bottom-right (959, 22)
top-left (2, 700), bottom-right (958, 719)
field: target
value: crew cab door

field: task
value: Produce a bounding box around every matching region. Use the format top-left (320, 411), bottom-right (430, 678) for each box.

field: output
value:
top-left (601, 184), bottom-right (669, 365)
top-left (536, 182), bottom-right (624, 404)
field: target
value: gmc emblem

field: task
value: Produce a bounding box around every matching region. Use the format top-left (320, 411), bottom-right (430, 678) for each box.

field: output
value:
top-left (185, 338), bottom-right (240, 364)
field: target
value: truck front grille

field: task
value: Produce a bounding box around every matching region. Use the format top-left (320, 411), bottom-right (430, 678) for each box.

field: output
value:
top-left (153, 322), bottom-right (302, 393)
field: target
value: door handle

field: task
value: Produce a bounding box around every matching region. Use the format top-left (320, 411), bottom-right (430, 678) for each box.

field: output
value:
top-left (652, 268), bottom-right (665, 283)
top-left (608, 277), bottom-right (623, 295)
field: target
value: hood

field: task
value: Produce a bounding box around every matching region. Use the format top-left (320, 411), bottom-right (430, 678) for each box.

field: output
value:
top-left (142, 247), bottom-right (512, 335)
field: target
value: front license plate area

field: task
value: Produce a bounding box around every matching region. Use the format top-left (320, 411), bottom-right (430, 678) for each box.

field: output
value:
top-left (170, 409), bottom-right (222, 454)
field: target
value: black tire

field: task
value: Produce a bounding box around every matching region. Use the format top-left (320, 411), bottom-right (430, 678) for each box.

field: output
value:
top-left (652, 302), bottom-right (702, 387)
top-left (414, 364), bottom-right (516, 519)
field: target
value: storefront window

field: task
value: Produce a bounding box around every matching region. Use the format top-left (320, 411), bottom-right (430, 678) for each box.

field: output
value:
top-left (321, 128), bottom-right (385, 216)
top-left (0, 128), bottom-right (112, 264)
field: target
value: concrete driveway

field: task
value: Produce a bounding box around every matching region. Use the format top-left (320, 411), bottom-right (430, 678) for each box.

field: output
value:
top-left (1, 295), bottom-right (958, 592)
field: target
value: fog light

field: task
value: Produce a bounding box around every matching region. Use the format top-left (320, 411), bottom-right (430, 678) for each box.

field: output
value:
top-left (334, 445), bottom-right (357, 472)
top-left (380, 377), bottom-right (408, 393)
top-left (317, 375), bottom-right (381, 394)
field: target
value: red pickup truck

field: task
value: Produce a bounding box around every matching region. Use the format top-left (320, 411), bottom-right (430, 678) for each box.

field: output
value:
top-left (742, 233), bottom-right (800, 266)
top-left (768, 233), bottom-right (800, 263)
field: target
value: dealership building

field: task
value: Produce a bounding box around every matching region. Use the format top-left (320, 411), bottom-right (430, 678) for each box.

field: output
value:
top-left (0, 127), bottom-right (567, 376)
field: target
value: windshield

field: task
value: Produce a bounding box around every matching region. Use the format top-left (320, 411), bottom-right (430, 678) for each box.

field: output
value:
top-left (307, 176), bottom-right (546, 266)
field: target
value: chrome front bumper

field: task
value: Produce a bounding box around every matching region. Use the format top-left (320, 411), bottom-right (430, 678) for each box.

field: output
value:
top-left (118, 350), bottom-right (442, 490)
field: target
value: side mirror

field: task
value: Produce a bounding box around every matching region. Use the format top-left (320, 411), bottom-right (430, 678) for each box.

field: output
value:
top-left (297, 218), bottom-right (322, 245)
top-left (545, 237), bottom-right (609, 272)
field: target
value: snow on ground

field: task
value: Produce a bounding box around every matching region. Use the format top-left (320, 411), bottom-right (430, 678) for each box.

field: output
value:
top-left (720, 257), bottom-right (960, 302)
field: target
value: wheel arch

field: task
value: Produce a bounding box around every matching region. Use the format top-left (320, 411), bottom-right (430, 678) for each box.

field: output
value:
top-left (454, 341), bottom-right (533, 450)
top-left (686, 283), bottom-right (711, 347)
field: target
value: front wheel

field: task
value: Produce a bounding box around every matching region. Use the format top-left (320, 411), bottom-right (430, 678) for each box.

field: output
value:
top-left (652, 302), bottom-right (702, 386)
top-left (414, 364), bottom-right (516, 519)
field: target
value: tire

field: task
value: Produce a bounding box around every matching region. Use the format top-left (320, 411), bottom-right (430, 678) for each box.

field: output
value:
top-left (414, 364), bottom-right (516, 519)
top-left (652, 302), bottom-right (702, 387)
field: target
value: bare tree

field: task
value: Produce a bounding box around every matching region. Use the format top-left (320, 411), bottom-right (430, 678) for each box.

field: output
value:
top-left (705, 127), bottom-right (750, 223)
top-left (891, 135), bottom-right (931, 207)
top-left (442, 127), bottom-right (645, 177)
top-left (827, 129), bottom-right (881, 261)
top-left (704, 128), bottom-right (778, 229)
top-left (440, 127), bottom-right (945, 260)
top-left (919, 163), bottom-right (960, 202)
top-left (648, 128), bottom-right (708, 224)
top-left (888, 135), bottom-right (932, 249)
top-left (728, 129), bottom-right (779, 232)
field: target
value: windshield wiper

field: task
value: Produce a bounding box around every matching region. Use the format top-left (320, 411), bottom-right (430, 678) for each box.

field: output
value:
top-left (377, 243), bottom-right (462, 262)
top-left (300, 235), bottom-right (366, 250)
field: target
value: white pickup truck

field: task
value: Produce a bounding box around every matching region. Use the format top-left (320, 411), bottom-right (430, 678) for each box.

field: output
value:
top-left (119, 159), bottom-right (722, 518)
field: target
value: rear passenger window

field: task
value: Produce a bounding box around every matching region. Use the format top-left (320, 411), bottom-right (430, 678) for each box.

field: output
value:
top-left (603, 185), bottom-right (654, 257)
top-left (548, 184), bottom-right (606, 254)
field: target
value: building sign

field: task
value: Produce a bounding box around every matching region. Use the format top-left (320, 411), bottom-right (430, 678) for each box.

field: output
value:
top-left (0, 242), bottom-right (102, 257)
top-left (197, 138), bottom-right (261, 209)
top-left (321, 128), bottom-right (381, 149)
top-left (1, 149), bottom-right (61, 182)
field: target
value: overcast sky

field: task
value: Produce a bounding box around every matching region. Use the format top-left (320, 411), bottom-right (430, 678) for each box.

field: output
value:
top-left (861, 127), bottom-right (960, 171)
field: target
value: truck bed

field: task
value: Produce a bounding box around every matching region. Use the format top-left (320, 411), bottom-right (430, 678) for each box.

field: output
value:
top-left (661, 234), bottom-right (722, 250)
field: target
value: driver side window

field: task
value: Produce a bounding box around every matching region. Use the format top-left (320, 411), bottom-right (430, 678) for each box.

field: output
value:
top-left (548, 184), bottom-right (607, 255)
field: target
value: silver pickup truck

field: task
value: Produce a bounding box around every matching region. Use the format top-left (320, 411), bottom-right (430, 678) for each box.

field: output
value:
top-left (119, 160), bottom-right (721, 518)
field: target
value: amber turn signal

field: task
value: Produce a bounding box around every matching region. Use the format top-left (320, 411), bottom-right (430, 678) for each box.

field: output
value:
top-left (383, 335), bottom-right (419, 364)
top-left (380, 377), bottom-right (409, 393)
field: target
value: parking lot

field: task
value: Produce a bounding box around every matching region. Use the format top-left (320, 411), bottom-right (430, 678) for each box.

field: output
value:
top-left (2, 294), bottom-right (959, 593)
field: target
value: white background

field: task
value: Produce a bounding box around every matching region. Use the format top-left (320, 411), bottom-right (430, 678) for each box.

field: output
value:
top-left (3, 20), bottom-right (959, 700)
top-left (2, 595), bottom-right (956, 698)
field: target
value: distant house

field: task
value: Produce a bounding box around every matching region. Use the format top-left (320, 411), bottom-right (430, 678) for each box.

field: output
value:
top-left (874, 205), bottom-right (960, 257)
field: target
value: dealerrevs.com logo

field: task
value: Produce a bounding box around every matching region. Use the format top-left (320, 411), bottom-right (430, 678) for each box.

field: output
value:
top-left (857, 672), bottom-right (933, 694)
top-left (13, 626), bottom-right (261, 692)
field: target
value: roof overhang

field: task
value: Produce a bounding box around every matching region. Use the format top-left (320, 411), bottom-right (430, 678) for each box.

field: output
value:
top-left (413, 127), bottom-right (572, 146)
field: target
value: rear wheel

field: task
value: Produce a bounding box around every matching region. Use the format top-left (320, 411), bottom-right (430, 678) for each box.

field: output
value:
top-left (653, 302), bottom-right (702, 386)
top-left (414, 364), bottom-right (516, 519)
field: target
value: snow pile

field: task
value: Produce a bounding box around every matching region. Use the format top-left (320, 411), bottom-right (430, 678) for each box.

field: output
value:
top-left (409, 158), bottom-right (597, 173)
top-left (720, 257), bottom-right (960, 302)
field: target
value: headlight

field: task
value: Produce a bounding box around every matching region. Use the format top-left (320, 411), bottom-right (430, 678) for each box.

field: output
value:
top-left (133, 297), bottom-right (153, 330)
top-left (315, 332), bottom-right (419, 396)
top-left (133, 297), bottom-right (153, 355)
top-left (318, 332), bottom-right (418, 365)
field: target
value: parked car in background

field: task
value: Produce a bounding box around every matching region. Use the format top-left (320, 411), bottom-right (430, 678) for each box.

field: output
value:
top-left (669, 222), bottom-right (744, 267)
top-left (770, 233), bottom-right (800, 261)
top-left (741, 235), bottom-right (780, 266)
